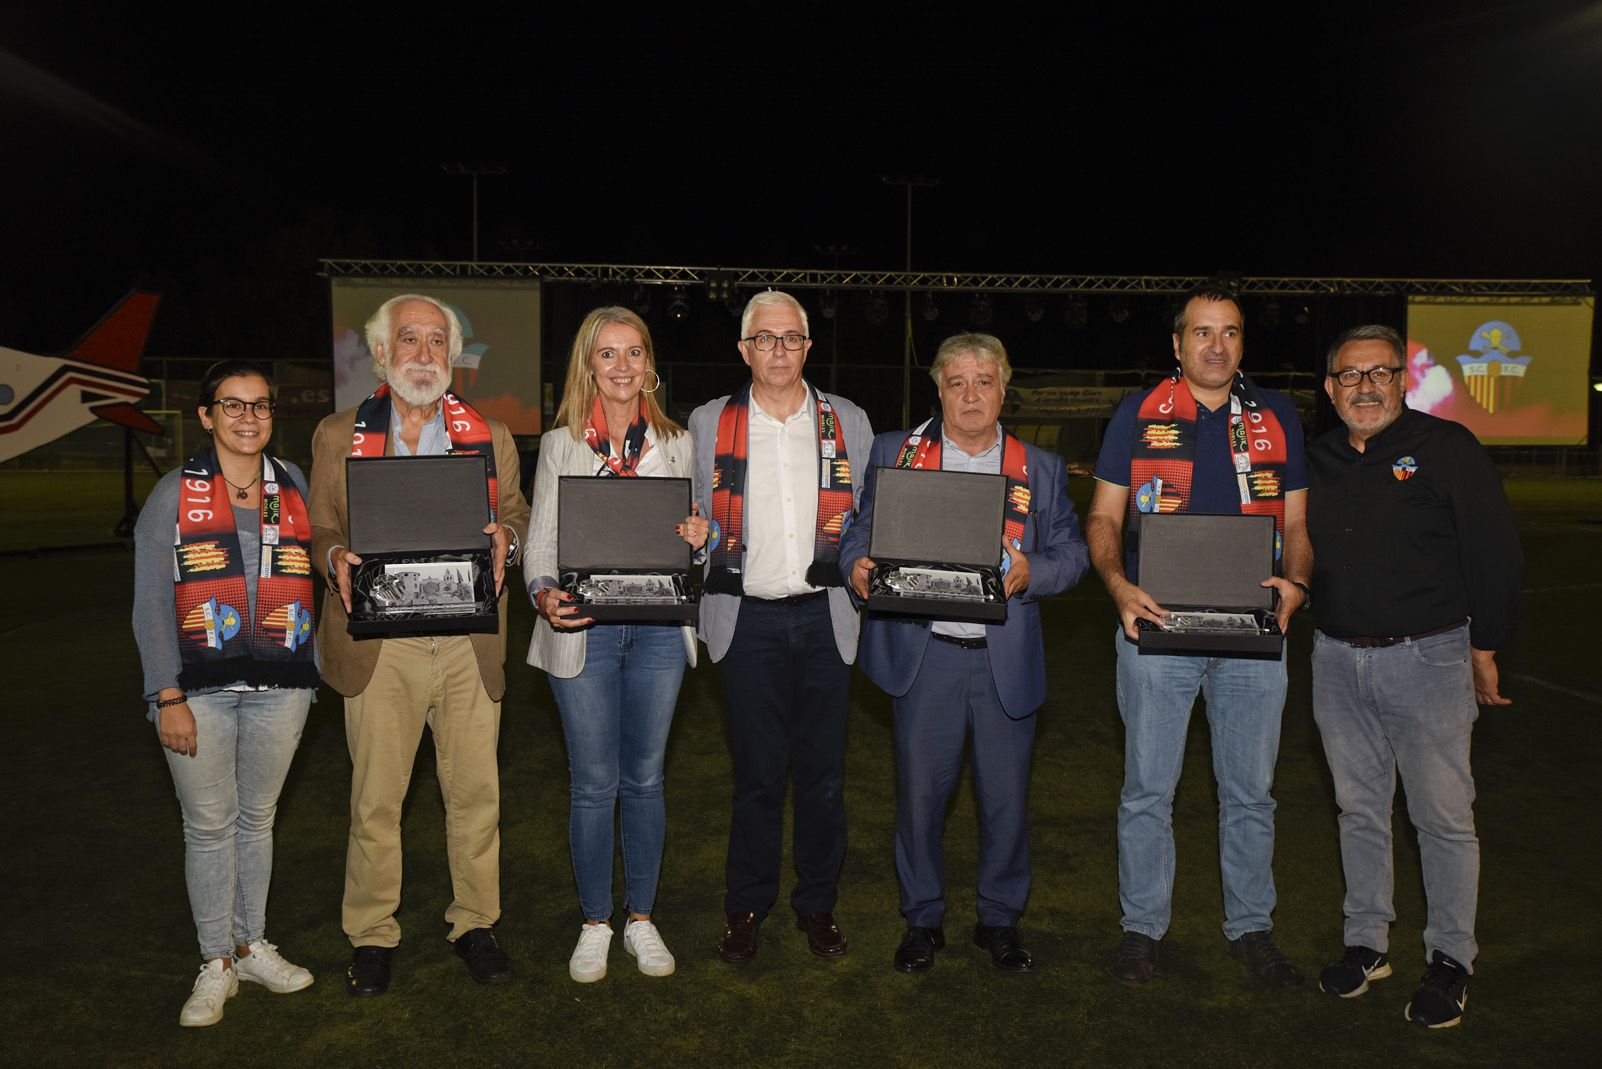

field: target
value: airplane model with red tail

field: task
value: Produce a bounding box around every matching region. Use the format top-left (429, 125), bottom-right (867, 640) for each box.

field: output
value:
top-left (0, 291), bottom-right (163, 463)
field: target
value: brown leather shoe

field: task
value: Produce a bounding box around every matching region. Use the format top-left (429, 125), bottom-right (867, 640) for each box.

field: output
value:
top-left (797, 912), bottom-right (848, 958)
top-left (718, 911), bottom-right (760, 963)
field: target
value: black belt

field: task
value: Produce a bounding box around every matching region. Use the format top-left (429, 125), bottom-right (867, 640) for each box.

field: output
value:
top-left (743, 590), bottom-right (828, 607)
top-left (930, 632), bottom-right (987, 650)
top-left (1329, 619), bottom-right (1467, 649)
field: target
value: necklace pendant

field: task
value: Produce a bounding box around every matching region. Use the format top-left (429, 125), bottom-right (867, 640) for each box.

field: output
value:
top-left (237, 488), bottom-right (249, 500)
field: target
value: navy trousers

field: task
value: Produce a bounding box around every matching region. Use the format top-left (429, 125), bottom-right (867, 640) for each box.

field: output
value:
top-left (894, 640), bottom-right (1036, 928)
top-left (719, 596), bottom-right (851, 918)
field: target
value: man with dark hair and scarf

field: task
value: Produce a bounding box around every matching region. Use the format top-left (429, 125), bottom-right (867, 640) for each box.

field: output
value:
top-left (309, 294), bottom-right (530, 997)
top-left (690, 290), bottom-right (873, 965)
top-left (1086, 283), bottom-right (1312, 991)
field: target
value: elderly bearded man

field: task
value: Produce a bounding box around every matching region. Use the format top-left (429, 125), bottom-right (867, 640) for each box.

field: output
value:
top-left (310, 294), bottom-right (530, 996)
top-left (1308, 324), bottom-right (1520, 1029)
top-left (690, 290), bottom-right (873, 965)
top-left (841, 332), bottom-right (1088, 973)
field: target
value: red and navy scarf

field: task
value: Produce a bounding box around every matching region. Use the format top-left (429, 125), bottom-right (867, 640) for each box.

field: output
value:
top-left (707, 383), bottom-right (853, 594)
top-left (895, 415), bottom-right (1032, 549)
top-left (351, 384), bottom-right (500, 519)
top-left (172, 445), bottom-right (318, 691)
top-left (1128, 370), bottom-right (1289, 558)
top-left (583, 396), bottom-right (648, 477)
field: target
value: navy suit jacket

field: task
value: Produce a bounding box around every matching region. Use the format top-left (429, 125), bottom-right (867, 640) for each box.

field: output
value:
top-left (838, 432), bottom-right (1089, 719)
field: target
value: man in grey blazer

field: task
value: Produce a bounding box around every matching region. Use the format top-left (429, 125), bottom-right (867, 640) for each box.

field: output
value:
top-left (689, 290), bottom-right (873, 964)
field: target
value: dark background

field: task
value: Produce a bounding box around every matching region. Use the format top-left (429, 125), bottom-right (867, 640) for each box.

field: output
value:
top-left (4, 2), bottom-right (1599, 394)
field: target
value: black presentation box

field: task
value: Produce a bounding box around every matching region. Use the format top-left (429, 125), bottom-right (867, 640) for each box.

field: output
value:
top-left (345, 454), bottom-right (498, 637)
top-left (1134, 512), bottom-right (1283, 656)
top-left (558, 476), bottom-right (698, 623)
top-left (864, 466), bottom-right (1008, 623)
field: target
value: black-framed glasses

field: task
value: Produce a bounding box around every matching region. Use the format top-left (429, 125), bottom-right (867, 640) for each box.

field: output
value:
top-left (213, 398), bottom-right (276, 418)
top-left (742, 332), bottom-right (808, 351)
top-left (1330, 366), bottom-right (1404, 388)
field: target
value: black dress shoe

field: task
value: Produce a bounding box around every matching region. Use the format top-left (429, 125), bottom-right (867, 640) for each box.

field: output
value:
top-left (719, 911), bottom-right (760, 963)
top-left (346, 945), bottom-right (395, 997)
top-left (796, 912), bottom-right (848, 958)
top-left (973, 924), bottom-right (1035, 973)
top-left (894, 926), bottom-right (945, 973)
top-left (454, 927), bottom-right (513, 985)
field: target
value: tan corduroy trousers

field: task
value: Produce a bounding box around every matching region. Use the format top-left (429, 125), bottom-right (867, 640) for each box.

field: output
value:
top-left (342, 635), bottom-right (502, 946)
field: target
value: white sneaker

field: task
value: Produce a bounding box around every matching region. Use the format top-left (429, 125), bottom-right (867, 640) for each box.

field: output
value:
top-left (179, 959), bottom-right (238, 1028)
top-left (235, 939), bottom-right (315, 993)
top-left (623, 919), bottom-right (676, 977)
top-left (569, 923), bottom-right (614, 983)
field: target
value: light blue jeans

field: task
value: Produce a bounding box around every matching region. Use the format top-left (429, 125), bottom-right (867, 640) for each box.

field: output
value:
top-left (1114, 631), bottom-right (1287, 941)
top-left (1312, 625), bottom-right (1479, 970)
top-left (160, 688), bottom-right (312, 959)
top-left (548, 624), bottom-right (685, 921)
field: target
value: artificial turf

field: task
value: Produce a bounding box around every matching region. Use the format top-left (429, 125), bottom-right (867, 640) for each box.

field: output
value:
top-left (0, 474), bottom-right (1597, 1067)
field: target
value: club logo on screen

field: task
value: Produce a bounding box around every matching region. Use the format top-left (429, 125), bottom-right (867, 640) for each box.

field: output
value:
top-left (1392, 456), bottom-right (1418, 481)
top-left (1455, 321), bottom-right (1534, 415)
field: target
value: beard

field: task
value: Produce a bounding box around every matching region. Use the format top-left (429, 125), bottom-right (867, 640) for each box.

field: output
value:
top-left (388, 362), bottom-right (449, 407)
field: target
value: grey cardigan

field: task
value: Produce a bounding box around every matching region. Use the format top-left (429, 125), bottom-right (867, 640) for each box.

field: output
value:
top-left (522, 424), bottom-right (699, 678)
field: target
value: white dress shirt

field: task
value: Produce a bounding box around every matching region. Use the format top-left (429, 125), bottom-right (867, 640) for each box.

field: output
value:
top-left (932, 423), bottom-right (1003, 640)
top-left (740, 389), bottom-right (822, 599)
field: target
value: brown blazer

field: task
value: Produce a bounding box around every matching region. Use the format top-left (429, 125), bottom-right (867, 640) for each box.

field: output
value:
top-left (308, 406), bottom-right (532, 700)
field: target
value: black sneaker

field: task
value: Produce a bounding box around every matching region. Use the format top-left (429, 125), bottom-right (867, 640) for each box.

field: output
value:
top-left (1107, 931), bottom-right (1159, 986)
top-left (1319, 945), bottom-right (1391, 998)
top-left (1405, 951), bottom-right (1469, 1029)
top-left (1226, 930), bottom-right (1306, 991)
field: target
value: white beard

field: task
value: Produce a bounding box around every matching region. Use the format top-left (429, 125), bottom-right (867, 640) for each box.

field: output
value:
top-left (388, 364), bottom-right (449, 408)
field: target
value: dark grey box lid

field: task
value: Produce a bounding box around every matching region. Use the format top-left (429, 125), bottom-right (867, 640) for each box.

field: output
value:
top-left (347, 455), bottom-right (492, 554)
top-left (559, 476), bottom-right (691, 572)
top-left (1137, 513), bottom-right (1275, 611)
top-left (868, 466), bottom-right (1006, 567)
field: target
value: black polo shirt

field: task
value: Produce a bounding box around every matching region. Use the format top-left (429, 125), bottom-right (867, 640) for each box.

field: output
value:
top-left (1307, 408), bottom-right (1521, 650)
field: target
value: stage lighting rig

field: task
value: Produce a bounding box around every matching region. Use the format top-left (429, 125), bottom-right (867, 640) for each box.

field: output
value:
top-left (668, 287), bottom-right (689, 321)
top-left (865, 291), bottom-right (889, 327)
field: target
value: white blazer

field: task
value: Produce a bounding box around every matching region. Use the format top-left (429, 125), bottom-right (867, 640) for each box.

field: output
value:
top-left (523, 424), bottom-right (699, 678)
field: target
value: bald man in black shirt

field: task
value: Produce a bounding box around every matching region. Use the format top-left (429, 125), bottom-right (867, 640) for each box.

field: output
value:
top-left (1306, 324), bottom-right (1521, 1030)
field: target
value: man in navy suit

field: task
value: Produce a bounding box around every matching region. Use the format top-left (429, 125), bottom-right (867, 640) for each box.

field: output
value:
top-left (840, 333), bottom-right (1089, 973)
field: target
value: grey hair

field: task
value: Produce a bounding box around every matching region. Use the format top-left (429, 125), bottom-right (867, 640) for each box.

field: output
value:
top-left (738, 289), bottom-right (810, 339)
top-left (1326, 324), bottom-right (1405, 372)
top-left (364, 294), bottom-right (464, 377)
top-left (930, 332), bottom-right (1013, 389)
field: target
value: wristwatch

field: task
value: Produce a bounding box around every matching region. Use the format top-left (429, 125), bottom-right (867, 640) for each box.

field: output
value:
top-left (1289, 580), bottom-right (1312, 612)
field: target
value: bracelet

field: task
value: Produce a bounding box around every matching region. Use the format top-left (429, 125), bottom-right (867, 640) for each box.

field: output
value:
top-left (156, 695), bottom-right (187, 708)
top-left (1290, 580), bottom-right (1312, 612)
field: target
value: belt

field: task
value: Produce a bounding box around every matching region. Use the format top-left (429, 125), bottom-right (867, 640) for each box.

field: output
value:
top-left (1330, 619), bottom-right (1467, 649)
top-left (930, 632), bottom-right (987, 650)
top-left (743, 590), bottom-right (828, 607)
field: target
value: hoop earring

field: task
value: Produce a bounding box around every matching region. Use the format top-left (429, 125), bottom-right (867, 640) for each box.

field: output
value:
top-left (641, 369), bottom-right (662, 395)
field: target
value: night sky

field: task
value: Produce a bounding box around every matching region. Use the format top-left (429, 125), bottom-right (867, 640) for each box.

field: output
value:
top-left (4, 3), bottom-right (1600, 373)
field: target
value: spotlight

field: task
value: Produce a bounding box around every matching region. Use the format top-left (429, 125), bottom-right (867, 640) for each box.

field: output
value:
top-left (1024, 297), bottom-right (1045, 324)
top-left (1110, 300), bottom-right (1130, 324)
top-left (1064, 299), bottom-right (1088, 330)
top-left (705, 271), bottom-right (736, 304)
top-left (632, 286), bottom-right (652, 316)
top-left (1293, 303), bottom-right (1311, 325)
top-left (969, 294), bottom-right (993, 328)
top-left (865, 291), bottom-right (889, 327)
top-left (820, 290), bottom-right (837, 320)
top-left (921, 292), bottom-right (940, 322)
top-left (668, 287), bottom-right (689, 322)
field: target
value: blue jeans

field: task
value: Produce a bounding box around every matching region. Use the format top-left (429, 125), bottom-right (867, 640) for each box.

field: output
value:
top-left (548, 624), bottom-right (686, 921)
top-left (1114, 631), bottom-right (1287, 941)
top-left (1312, 626), bottom-right (1479, 970)
top-left (160, 688), bottom-right (312, 959)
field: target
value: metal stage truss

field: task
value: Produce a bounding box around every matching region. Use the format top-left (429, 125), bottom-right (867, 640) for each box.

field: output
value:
top-left (320, 260), bottom-right (1593, 299)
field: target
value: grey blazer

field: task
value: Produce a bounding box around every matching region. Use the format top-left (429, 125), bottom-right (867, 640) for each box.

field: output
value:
top-left (688, 386), bottom-right (874, 665)
top-left (523, 425), bottom-right (698, 678)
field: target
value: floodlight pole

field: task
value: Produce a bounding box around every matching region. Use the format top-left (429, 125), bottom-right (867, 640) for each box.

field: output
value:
top-left (441, 163), bottom-right (507, 261)
top-left (883, 175), bottom-right (939, 427)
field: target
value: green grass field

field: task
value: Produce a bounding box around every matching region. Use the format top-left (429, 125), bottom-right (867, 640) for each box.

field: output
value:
top-left (1, 473), bottom-right (1598, 1067)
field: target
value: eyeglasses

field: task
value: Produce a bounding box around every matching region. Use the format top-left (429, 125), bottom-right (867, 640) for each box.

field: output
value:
top-left (742, 332), bottom-right (808, 352)
top-left (1330, 366), bottom-right (1404, 388)
top-left (213, 398), bottom-right (276, 418)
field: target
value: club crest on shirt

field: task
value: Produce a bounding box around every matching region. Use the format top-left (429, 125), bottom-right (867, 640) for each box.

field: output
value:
top-left (1392, 455), bottom-right (1419, 481)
